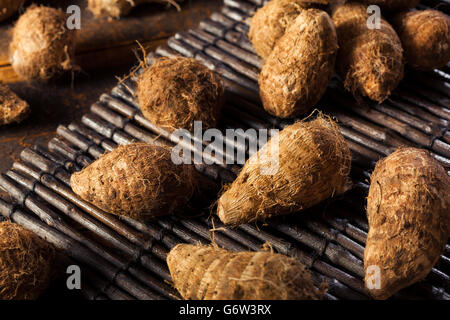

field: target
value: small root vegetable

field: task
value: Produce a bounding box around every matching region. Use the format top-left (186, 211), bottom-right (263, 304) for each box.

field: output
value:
top-left (70, 143), bottom-right (196, 220)
top-left (167, 244), bottom-right (324, 300)
top-left (354, 0), bottom-right (420, 14)
top-left (392, 9), bottom-right (450, 71)
top-left (0, 84), bottom-right (29, 125)
top-left (87, 0), bottom-right (180, 18)
top-left (248, 0), bottom-right (307, 60)
top-left (365, 147), bottom-right (450, 300)
top-left (0, 221), bottom-right (56, 300)
top-left (137, 57), bottom-right (225, 132)
top-left (332, 3), bottom-right (404, 103)
top-left (259, 9), bottom-right (338, 118)
top-left (0, 0), bottom-right (25, 22)
top-left (9, 5), bottom-right (77, 81)
top-left (217, 116), bottom-right (351, 226)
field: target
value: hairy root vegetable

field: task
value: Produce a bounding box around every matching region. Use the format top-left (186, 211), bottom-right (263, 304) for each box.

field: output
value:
top-left (9, 5), bottom-right (76, 81)
top-left (88, 0), bottom-right (181, 18)
top-left (248, 0), bottom-right (307, 60)
top-left (0, 0), bottom-right (25, 22)
top-left (365, 147), bottom-right (450, 300)
top-left (392, 9), bottom-right (450, 70)
top-left (167, 244), bottom-right (324, 300)
top-left (0, 221), bottom-right (56, 300)
top-left (0, 84), bottom-right (29, 125)
top-left (332, 3), bottom-right (404, 103)
top-left (70, 143), bottom-right (196, 220)
top-left (259, 9), bottom-right (338, 118)
top-left (354, 0), bottom-right (420, 13)
top-left (137, 57), bottom-right (225, 132)
top-left (217, 116), bottom-right (351, 226)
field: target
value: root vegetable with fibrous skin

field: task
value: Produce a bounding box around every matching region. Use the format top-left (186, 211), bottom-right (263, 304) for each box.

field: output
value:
top-left (354, 0), bottom-right (420, 14)
top-left (9, 5), bottom-right (76, 81)
top-left (0, 221), bottom-right (56, 300)
top-left (248, 0), bottom-right (307, 60)
top-left (365, 147), bottom-right (450, 300)
top-left (392, 9), bottom-right (450, 71)
top-left (88, 0), bottom-right (181, 18)
top-left (217, 116), bottom-right (351, 226)
top-left (259, 9), bottom-right (338, 118)
top-left (0, 84), bottom-right (29, 125)
top-left (0, 0), bottom-right (25, 22)
top-left (332, 3), bottom-right (404, 103)
top-left (137, 57), bottom-right (225, 132)
top-left (167, 244), bottom-right (325, 300)
top-left (70, 143), bottom-right (196, 220)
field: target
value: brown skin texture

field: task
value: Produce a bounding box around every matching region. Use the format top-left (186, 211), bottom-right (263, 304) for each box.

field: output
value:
top-left (217, 116), bottom-right (351, 226)
top-left (354, 0), bottom-right (420, 14)
top-left (70, 143), bottom-right (196, 220)
top-left (0, 221), bottom-right (56, 300)
top-left (9, 5), bottom-right (77, 81)
top-left (365, 147), bottom-right (450, 300)
top-left (137, 57), bottom-right (225, 132)
top-left (167, 244), bottom-right (324, 300)
top-left (392, 10), bottom-right (450, 71)
top-left (332, 3), bottom-right (404, 103)
top-left (0, 0), bottom-right (25, 22)
top-left (259, 9), bottom-right (338, 118)
top-left (88, 0), bottom-right (180, 18)
top-left (248, 0), bottom-right (307, 60)
top-left (0, 84), bottom-right (29, 126)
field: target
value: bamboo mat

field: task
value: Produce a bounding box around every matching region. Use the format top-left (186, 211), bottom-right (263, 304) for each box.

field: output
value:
top-left (0, 0), bottom-right (450, 300)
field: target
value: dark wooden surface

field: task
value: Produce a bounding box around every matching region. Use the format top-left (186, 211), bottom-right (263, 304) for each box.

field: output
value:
top-left (0, 0), bottom-right (223, 185)
top-left (0, 0), bottom-right (223, 299)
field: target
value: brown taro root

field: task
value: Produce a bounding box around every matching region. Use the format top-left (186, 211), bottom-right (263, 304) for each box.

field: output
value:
top-left (167, 244), bottom-right (324, 300)
top-left (137, 57), bottom-right (225, 132)
top-left (248, 0), bottom-right (307, 60)
top-left (0, 84), bottom-right (29, 125)
top-left (354, 0), bottom-right (420, 14)
top-left (70, 143), bottom-right (196, 220)
top-left (365, 147), bottom-right (450, 300)
top-left (332, 3), bottom-right (404, 103)
top-left (88, 0), bottom-right (180, 18)
top-left (259, 9), bottom-right (338, 118)
top-left (0, 0), bottom-right (25, 22)
top-left (217, 116), bottom-right (351, 226)
top-left (0, 221), bottom-right (56, 300)
top-left (9, 5), bottom-right (76, 81)
top-left (392, 10), bottom-right (450, 71)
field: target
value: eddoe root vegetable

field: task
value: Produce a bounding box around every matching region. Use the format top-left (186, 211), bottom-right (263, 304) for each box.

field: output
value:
top-left (9, 5), bottom-right (76, 81)
top-left (248, 0), bottom-right (307, 60)
top-left (0, 221), bottom-right (56, 300)
top-left (167, 244), bottom-right (324, 300)
top-left (259, 9), bottom-right (338, 118)
top-left (88, 0), bottom-right (180, 18)
top-left (217, 116), bottom-right (351, 226)
top-left (332, 3), bottom-right (404, 103)
top-left (0, 84), bottom-right (29, 125)
top-left (0, 0), bottom-right (25, 22)
top-left (137, 57), bottom-right (225, 132)
top-left (365, 147), bottom-right (450, 300)
top-left (354, 0), bottom-right (420, 14)
top-left (70, 143), bottom-right (196, 220)
top-left (392, 9), bottom-right (450, 70)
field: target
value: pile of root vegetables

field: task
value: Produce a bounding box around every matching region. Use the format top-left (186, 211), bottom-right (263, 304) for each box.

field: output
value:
top-left (1, 0), bottom-right (450, 301)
